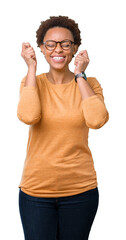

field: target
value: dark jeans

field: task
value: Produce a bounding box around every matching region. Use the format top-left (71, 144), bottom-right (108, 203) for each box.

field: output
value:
top-left (18, 187), bottom-right (99, 240)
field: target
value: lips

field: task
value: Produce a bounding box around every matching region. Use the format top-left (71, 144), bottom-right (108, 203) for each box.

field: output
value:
top-left (51, 56), bottom-right (66, 58)
top-left (51, 56), bottom-right (66, 63)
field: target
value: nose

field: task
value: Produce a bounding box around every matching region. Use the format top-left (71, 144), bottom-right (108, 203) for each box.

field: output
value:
top-left (54, 42), bottom-right (63, 52)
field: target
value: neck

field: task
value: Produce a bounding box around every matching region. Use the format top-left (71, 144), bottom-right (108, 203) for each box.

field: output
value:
top-left (47, 66), bottom-right (74, 84)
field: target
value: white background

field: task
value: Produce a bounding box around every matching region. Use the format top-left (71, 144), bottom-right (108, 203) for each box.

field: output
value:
top-left (0, 0), bottom-right (126, 239)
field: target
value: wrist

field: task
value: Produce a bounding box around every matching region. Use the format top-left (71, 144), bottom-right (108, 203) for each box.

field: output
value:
top-left (74, 70), bottom-right (86, 75)
top-left (28, 65), bottom-right (37, 72)
top-left (75, 71), bottom-right (87, 82)
top-left (74, 71), bottom-right (82, 75)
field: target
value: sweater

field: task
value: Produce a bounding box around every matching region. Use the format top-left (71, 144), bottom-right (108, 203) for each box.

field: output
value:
top-left (17, 72), bottom-right (109, 198)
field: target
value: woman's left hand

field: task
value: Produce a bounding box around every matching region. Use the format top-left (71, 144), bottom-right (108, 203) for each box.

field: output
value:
top-left (74, 50), bottom-right (90, 75)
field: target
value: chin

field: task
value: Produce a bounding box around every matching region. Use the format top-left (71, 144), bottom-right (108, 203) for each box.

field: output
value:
top-left (50, 63), bottom-right (67, 71)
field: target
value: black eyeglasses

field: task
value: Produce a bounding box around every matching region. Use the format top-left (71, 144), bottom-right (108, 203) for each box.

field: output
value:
top-left (43, 39), bottom-right (75, 51)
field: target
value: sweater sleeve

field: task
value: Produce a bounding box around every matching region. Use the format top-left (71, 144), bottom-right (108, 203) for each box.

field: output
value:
top-left (81, 77), bottom-right (109, 129)
top-left (17, 75), bottom-right (42, 125)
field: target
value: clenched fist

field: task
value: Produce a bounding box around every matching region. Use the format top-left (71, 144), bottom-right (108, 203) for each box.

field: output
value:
top-left (21, 42), bottom-right (37, 68)
top-left (74, 50), bottom-right (90, 75)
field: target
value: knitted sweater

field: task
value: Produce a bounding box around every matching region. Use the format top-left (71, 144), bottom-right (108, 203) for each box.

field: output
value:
top-left (17, 72), bottom-right (109, 197)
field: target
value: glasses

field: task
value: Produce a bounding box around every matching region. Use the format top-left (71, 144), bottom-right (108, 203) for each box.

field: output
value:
top-left (43, 39), bottom-right (75, 51)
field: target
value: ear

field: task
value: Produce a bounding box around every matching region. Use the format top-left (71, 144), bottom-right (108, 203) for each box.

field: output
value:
top-left (40, 44), bottom-right (45, 55)
top-left (73, 44), bottom-right (78, 56)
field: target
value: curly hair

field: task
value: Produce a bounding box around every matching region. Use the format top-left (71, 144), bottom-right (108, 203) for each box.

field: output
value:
top-left (36, 15), bottom-right (82, 49)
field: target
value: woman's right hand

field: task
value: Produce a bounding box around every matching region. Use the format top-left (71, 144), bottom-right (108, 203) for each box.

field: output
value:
top-left (21, 42), bottom-right (37, 68)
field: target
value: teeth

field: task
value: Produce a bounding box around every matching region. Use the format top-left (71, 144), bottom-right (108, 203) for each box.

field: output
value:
top-left (52, 57), bottom-right (64, 60)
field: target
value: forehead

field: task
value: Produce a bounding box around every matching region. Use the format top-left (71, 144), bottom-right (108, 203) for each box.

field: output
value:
top-left (43, 27), bottom-right (74, 41)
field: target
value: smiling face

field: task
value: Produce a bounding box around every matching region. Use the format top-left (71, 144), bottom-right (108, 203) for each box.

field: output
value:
top-left (40, 27), bottom-right (78, 71)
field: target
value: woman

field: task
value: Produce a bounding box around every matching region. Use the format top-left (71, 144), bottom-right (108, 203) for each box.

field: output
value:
top-left (17, 15), bottom-right (109, 240)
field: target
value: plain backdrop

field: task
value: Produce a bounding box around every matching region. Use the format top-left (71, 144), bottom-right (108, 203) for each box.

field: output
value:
top-left (0, 0), bottom-right (126, 239)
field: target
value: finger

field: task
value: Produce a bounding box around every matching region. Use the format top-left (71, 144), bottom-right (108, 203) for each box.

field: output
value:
top-left (82, 51), bottom-right (89, 58)
top-left (25, 48), bottom-right (34, 53)
top-left (25, 47), bottom-right (33, 53)
top-left (75, 54), bottom-right (83, 58)
top-left (22, 43), bottom-right (29, 52)
top-left (30, 52), bottom-right (35, 57)
top-left (75, 56), bottom-right (85, 61)
top-left (76, 56), bottom-right (89, 61)
top-left (76, 55), bottom-right (85, 59)
top-left (26, 52), bottom-right (35, 57)
top-left (79, 50), bottom-right (85, 54)
top-left (79, 50), bottom-right (88, 54)
top-left (25, 53), bottom-right (35, 59)
top-left (28, 46), bottom-right (33, 50)
top-left (78, 53), bottom-right (89, 61)
top-left (74, 60), bottom-right (78, 65)
top-left (74, 62), bottom-right (78, 66)
top-left (27, 52), bottom-right (35, 58)
top-left (32, 55), bottom-right (36, 60)
top-left (79, 50), bottom-right (89, 58)
top-left (74, 58), bottom-right (79, 62)
top-left (24, 42), bottom-right (31, 48)
top-left (22, 42), bottom-right (31, 51)
top-left (76, 53), bottom-right (87, 58)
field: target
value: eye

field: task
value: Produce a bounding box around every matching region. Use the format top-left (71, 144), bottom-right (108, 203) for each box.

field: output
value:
top-left (45, 41), bottom-right (56, 49)
top-left (61, 41), bottom-right (71, 49)
top-left (62, 42), bottom-right (70, 47)
top-left (47, 43), bottom-right (55, 47)
top-left (63, 44), bottom-right (70, 47)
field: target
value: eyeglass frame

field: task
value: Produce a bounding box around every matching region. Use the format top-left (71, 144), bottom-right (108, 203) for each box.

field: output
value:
top-left (42, 39), bottom-right (75, 51)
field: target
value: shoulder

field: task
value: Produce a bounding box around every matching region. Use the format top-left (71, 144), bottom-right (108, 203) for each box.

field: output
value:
top-left (35, 73), bottom-right (46, 86)
top-left (20, 72), bottom-right (45, 85)
top-left (87, 76), bottom-right (100, 85)
top-left (87, 76), bottom-right (102, 89)
top-left (36, 72), bottom-right (45, 81)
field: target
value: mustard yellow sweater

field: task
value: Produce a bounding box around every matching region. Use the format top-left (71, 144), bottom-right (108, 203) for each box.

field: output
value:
top-left (17, 73), bottom-right (109, 197)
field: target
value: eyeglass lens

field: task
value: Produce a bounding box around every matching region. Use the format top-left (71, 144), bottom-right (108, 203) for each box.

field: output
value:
top-left (45, 40), bottom-right (72, 50)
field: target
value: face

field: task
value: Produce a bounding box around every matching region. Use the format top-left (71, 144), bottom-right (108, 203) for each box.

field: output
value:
top-left (40, 27), bottom-right (78, 71)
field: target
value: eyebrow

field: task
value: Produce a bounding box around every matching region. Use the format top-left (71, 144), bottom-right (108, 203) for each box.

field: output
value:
top-left (44, 39), bottom-right (74, 42)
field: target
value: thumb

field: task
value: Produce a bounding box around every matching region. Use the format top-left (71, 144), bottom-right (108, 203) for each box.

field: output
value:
top-left (79, 50), bottom-right (85, 54)
top-left (22, 42), bottom-right (30, 51)
top-left (79, 50), bottom-right (88, 56)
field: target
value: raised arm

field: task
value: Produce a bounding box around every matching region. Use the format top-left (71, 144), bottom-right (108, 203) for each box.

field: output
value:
top-left (74, 50), bottom-right (109, 129)
top-left (81, 77), bottom-right (109, 129)
top-left (17, 42), bottom-right (41, 125)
